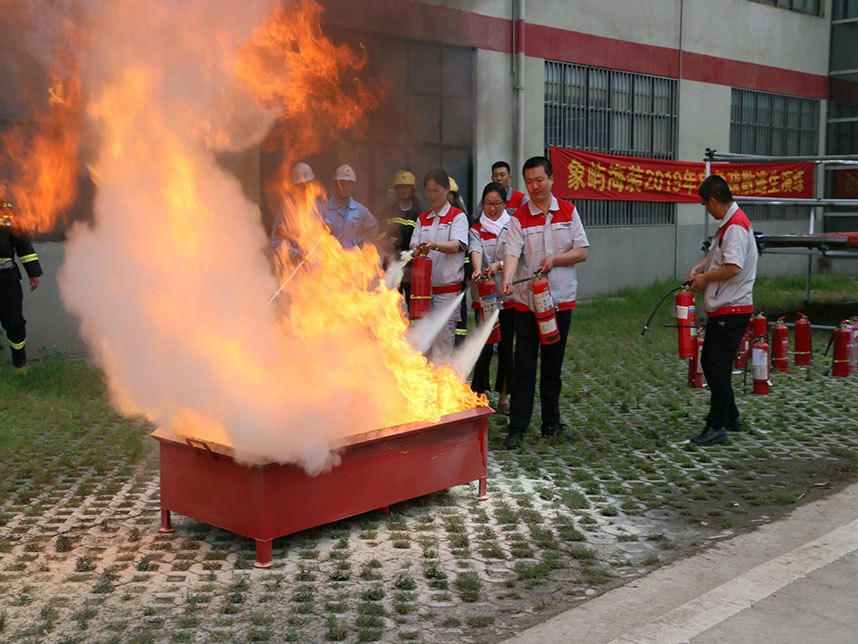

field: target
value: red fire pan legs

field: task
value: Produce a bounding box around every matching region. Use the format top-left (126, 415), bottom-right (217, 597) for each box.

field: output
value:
top-left (152, 407), bottom-right (492, 568)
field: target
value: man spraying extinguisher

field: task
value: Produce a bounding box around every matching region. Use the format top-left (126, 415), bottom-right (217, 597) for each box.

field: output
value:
top-left (685, 175), bottom-right (758, 446)
top-left (500, 156), bottom-right (589, 449)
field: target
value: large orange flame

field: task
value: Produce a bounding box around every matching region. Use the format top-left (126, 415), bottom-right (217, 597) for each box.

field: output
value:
top-left (0, 73), bottom-right (82, 234)
top-left (22, 0), bottom-right (484, 472)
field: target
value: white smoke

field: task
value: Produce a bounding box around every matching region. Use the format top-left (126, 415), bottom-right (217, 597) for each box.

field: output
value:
top-left (12, 0), bottom-right (483, 474)
top-left (46, 0), bottom-right (364, 474)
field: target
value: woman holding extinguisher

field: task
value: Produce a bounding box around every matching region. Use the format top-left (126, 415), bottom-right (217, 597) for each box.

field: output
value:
top-left (469, 182), bottom-right (515, 414)
top-left (409, 169), bottom-right (470, 365)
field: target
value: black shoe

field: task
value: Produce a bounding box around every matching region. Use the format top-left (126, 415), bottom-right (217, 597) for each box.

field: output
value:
top-left (503, 431), bottom-right (524, 449)
top-left (726, 418), bottom-right (744, 432)
top-left (690, 425), bottom-right (727, 446)
top-left (541, 423), bottom-right (576, 442)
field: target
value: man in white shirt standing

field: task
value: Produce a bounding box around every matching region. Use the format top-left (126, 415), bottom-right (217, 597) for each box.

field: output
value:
top-left (501, 156), bottom-right (589, 449)
top-left (686, 175), bottom-right (758, 447)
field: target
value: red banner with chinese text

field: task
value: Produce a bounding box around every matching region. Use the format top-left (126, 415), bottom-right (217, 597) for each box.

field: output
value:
top-left (834, 169), bottom-right (858, 199)
top-left (550, 147), bottom-right (814, 202)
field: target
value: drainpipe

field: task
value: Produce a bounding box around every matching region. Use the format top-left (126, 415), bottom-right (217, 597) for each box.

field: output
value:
top-left (674, 0), bottom-right (684, 276)
top-left (513, 0), bottom-right (526, 178)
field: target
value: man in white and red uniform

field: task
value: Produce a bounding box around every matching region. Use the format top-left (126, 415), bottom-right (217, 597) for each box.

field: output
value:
top-left (501, 156), bottom-right (589, 449)
top-left (491, 161), bottom-right (529, 213)
top-left (686, 174), bottom-right (758, 447)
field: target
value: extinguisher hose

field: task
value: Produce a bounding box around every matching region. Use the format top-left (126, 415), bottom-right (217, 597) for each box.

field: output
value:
top-left (640, 285), bottom-right (686, 337)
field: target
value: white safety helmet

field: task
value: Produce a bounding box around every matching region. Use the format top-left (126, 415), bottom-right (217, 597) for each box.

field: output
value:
top-left (291, 162), bottom-right (315, 184)
top-left (334, 164), bottom-right (357, 182)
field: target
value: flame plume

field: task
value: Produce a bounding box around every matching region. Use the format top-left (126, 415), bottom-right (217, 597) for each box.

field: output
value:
top-left (5, 0), bottom-right (485, 473)
top-left (0, 74), bottom-right (82, 233)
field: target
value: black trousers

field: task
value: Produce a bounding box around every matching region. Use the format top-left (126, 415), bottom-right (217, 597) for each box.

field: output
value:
top-left (509, 308), bottom-right (572, 433)
top-left (702, 313), bottom-right (751, 428)
top-left (0, 277), bottom-right (27, 367)
top-left (471, 307), bottom-right (515, 394)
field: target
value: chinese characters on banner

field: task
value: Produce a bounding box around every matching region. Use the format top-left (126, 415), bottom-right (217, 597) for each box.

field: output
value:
top-left (550, 147), bottom-right (814, 202)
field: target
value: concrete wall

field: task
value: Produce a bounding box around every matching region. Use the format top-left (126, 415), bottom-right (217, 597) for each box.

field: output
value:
top-left (576, 225), bottom-right (676, 299)
top-left (681, 0), bottom-right (830, 74)
top-left (473, 48), bottom-right (516, 195)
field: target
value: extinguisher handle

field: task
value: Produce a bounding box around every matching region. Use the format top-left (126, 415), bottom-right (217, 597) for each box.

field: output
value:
top-left (510, 273), bottom-right (540, 286)
top-left (414, 242), bottom-right (431, 257)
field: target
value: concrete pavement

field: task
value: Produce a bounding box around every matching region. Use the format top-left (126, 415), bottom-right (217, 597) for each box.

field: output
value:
top-left (502, 480), bottom-right (858, 644)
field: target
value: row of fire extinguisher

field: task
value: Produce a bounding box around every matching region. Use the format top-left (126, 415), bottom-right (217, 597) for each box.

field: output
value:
top-left (409, 248), bottom-right (562, 345)
top-left (674, 288), bottom-right (858, 395)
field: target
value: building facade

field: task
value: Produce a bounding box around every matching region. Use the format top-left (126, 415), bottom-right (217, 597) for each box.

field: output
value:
top-left (315, 0), bottom-right (838, 297)
top-left (2, 0), bottom-right (850, 353)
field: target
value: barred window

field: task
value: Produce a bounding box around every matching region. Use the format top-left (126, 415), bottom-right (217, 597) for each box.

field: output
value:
top-left (833, 0), bottom-right (858, 19)
top-left (751, 0), bottom-right (821, 16)
top-left (544, 61), bottom-right (677, 227)
top-left (730, 88), bottom-right (820, 220)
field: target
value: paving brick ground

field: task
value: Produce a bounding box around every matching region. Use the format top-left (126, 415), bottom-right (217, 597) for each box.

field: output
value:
top-left (2, 343), bottom-right (856, 644)
top-left (4, 275), bottom-right (858, 644)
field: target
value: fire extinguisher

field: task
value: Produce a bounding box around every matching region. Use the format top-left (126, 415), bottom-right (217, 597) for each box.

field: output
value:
top-left (409, 250), bottom-right (432, 319)
top-left (734, 323), bottom-right (751, 369)
top-left (530, 275), bottom-right (560, 345)
top-left (832, 321), bottom-right (852, 377)
top-left (674, 288), bottom-right (697, 359)
top-left (752, 337), bottom-right (770, 394)
top-left (752, 312), bottom-right (767, 343)
top-left (771, 317), bottom-right (789, 373)
top-left (477, 276), bottom-right (501, 344)
top-left (793, 312), bottom-right (812, 366)
top-left (687, 329), bottom-right (704, 388)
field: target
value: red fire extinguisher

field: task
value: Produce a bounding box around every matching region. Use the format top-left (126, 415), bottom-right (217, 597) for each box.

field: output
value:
top-left (674, 289), bottom-right (697, 359)
top-left (793, 312), bottom-right (811, 366)
top-left (409, 250), bottom-right (432, 319)
top-left (687, 330), bottom-right (704, 388)
top-left (752, 337), bottom-right (770, 394)
top-left (771, 317), bottom-right (789, 373)
top-left (530, 275), bottom-right (560, 345)
top-left (734, 323), bottom-right (751, 369)
top-left (477, 276), bottom-right (501, 344)
top-left (832, 321), bottom-right (852, 377)
top-left (752, 312), bottom-right (767, 343)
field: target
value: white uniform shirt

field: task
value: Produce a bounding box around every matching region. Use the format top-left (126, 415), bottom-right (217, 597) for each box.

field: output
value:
top-left (703, 202), bottom-right (758, 315)
top-left (410, 203), bottom-right (469, 287)
top-left (506, 196), bottom-right (589, 312)
top-left (469, 222), bottom-right (511, 306)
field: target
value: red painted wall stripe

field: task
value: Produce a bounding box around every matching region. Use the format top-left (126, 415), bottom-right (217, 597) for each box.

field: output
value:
top-left (682, 52), bottom-right (827, 100)
top-left (319, 0), bottom-right (828, 100)
top-left (523, 23), bottom-right (680, 78)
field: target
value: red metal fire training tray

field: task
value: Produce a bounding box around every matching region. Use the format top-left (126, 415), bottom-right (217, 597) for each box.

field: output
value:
top-left (152, 406), bottom-right (492, 567)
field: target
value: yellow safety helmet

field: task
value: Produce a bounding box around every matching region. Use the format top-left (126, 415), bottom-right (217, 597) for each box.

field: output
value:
top-left (392, 170), bottom-right (416, 187)
top-left (448, 177), bottom-right (459, 193)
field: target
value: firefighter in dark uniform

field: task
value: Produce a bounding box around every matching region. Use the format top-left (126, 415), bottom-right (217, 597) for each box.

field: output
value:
top-left (0, 201), bottom-right (42, 373)
top-left (380, 170), bottom-right (423, 306)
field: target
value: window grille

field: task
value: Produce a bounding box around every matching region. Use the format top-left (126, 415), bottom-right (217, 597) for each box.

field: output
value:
top-left (751, 0), bottom-right (821, 16)
top-left (730, 88), bottom-right (820, 220)
top-left (544, 61), bottom-right (677, 227)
